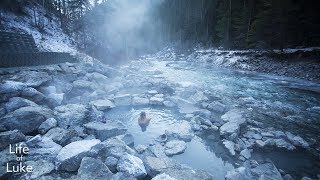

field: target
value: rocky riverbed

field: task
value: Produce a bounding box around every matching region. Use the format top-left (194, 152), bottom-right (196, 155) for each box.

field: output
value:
top-left (0, 51), bottom-right (320, 180)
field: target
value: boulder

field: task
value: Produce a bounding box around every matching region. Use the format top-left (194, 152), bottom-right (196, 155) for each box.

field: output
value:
top-left (90, 137), bottom-right (135, 159)
top-left (114, 94), bottom-right (132, 106)
top-left (4, 97), bottom-right (37, 113)
top-left (165, 140), bottom-right (187, 156)
top-left (44, 127), bottom-right (76, 146)
top-left (21, 159), bottom-right (54, 179)
top-left (0, 130), bottom-right (25, 150)
top-left (223, 140), bottom-right (236, 156)
top-left (152, 173), bottom-right (177, 180)
top-left (240, 149), bottom-right (251, 159)
top-left (15, 71), bottom-right (51, 87)
top-left (207, 101), bottom-right (226, 113)
top-left (143, 156), bottom-right (178, 177)
top-left (105, 156), bottom-right (118, 172)
top-left (111, 172), bottom-right (136, 180)
top-left (264, 138), bottom-right (296, 150)
top-left (117, 133), bottom-right (134, 147)
top-left (77, 157), bottom-right (113, 180)
top-left (135, 145), bottom-right (148, 154)
top-left (84, 121), bottom-right (127, 141)
top-left (54, 104), bottom-right (90, 129)
top-left (26, 135), bottom-right (62, 160)
top-left (91, 99), bottom-right (115, 111)
top-left (220, 109), bottom-right (246, 139)
top-left (0, 80), bottom-right (27, 94)
top-left (150, 97), bottom-right (164, 105)
top-left (1, 106), bottom-right (53, 134)
top-left (132, 97), bottom-right (149, 106)
top-left (250, 163), bottom-right (282, 180)
top-left (56, 139), bottom-right (101, 171)
top-left (225, 167), bottom-right (246, 180)
top-left (188, 91), bottom-right (208, 104)
top-left (21, 87), bottom-right (47, 103)
top-left (166, 121), bottom-right (193, 141)
top-left (86, 72), bottom-right (110, 83)
top-left (285, 132), bottom-right (309, 148)
top-left (163, 168), bottom-right (214, 180)
top-left (38, 118), bottom-right (57, 134)
top-left (117, 153), bottom-right (147, 179)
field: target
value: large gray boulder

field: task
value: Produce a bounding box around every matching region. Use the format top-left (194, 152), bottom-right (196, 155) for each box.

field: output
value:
top-left (4, 97), bottom-right (37, 113)
top-left (144, 156), bottom-right (178, 177)
top-left (20, 159), bottom-right (55, 179)
top-left (117, 153), bottom-right (147, 179)
top-left (44, 127), bottom-right (76, 146)
top-left (1, 106), bottom-right (53, 134)
top-left (165, 140), bottom-right (187, 156)
top-left (15, 71), bottom-right (51, 87)
top-left (90, 137), bottom-right (135, 160)
top-left (0, 130), bottom-right (25, 150)
top-left (225, 167), bottom-right (247, 180)
top-left (77, 157), bottom-right (113, 180)
top-left (55, 139), bottom-right (101, 171)
top-left (250, 163), bottom-right (283, 180)
top-left (90, 99), bottom-right (115, 111)
top-left (38, 118), bottom-right (57, 134)
top-left (0, 80), bottom-right (27, 94)
top-left (84, 121), bottom-right (127, 141)
top-left (220, 109), bottom-right (246, 139)
top-left (132, 96), bottom-right (149, 106)
top-left (166, 121), bottom-right (193, 141)
top-left (54, 104), bottom-right (90, 129)
top-left (26, 135), bottom-right (62, 160)
top-left (152, 173), bottom-right (177, 180)
top-left (285, 132), bottom-right (309, 148)
top-left (114, 94), bottom-right (132, 106)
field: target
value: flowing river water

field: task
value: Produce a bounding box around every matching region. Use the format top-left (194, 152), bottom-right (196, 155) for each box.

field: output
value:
top-left (105, 55), bottom-right (320, 179)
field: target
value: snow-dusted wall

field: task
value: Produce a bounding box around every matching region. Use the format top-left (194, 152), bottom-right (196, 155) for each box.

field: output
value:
top-left (1, 2), bottom-right (76, 53)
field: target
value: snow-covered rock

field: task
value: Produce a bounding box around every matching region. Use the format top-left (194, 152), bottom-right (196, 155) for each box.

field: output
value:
top-left (105, 156), bottom-right (118, 173)
top-left (223, 140), bottom-right (236, 156)
top-left (56, 139), bottom-right (101, 171)
top-left (4, 97), bottom-right (37, 113)
top-left (150, 96), bottom-right (164, 105)
top-left (77, 157), bottom-right (113, 179)
top-left (132, 96), bottom-right (149, 106)
top-left (90, 99), bottom-right (115, 111)
top-left (225, 167), bottom-right (247, 180)
top-left (38, 118), bottom-right (57, 134)
top-left (21, 159), bottom-right (54, 179)
top-left (54, 104), bottom-right (89, 129)
top-left (152, 173), bottom-right (177, 180)
top-left (220, 109), bottom-right (246, 139)
top-left (207, 101), bottom-right (226, 113)
top-left (114, 94), bottom-right (132, 106)
top-left (240, 149), bottom-right (251, 159)
top-left (250, 162), bottom-right (282, 180)
top-left (0, 130), bottom-right (25, 150)
top-left (0, 81), bottom-right (27, 94)
top-left (285, 132), bottom-right (309, 148)
top-left (84, 121), bottom-right (127, 141)
top-left (26, 135), bottom-right (62, 160)
top-left (1, 106), bottom-right (53, 134)
top-left (166, 121), bottom-right (193, 141)
top-left (165, 140), bottom-right (187, 156)
top-left (117, 153), bottom-right (147, 179)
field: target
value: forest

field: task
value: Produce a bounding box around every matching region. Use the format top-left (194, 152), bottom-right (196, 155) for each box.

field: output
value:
top-left (1, 0), bottom-right (320, 60)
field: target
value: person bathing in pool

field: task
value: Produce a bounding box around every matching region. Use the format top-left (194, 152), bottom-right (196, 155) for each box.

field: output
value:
top-left (138, 111), bottom-right (151, 132)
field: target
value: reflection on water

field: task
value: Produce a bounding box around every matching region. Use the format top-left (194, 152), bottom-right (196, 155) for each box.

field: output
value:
top-left (105, 107), bottom-right (235, 179)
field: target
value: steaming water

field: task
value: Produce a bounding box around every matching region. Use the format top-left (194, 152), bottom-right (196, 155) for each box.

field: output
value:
top-left (108, 56), bottom-right (320, 179)
top-left (105, 107), bottom-right (234, 179)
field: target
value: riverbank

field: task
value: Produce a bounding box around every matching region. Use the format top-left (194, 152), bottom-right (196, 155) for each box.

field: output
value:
top-left (162, 47), bottom-right (320, 82)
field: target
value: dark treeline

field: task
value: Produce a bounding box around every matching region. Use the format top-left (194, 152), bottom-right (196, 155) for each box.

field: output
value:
top-left (1, 0), bottom-right (320, 61)
top-left (156, 0), bottom-right (320, 49)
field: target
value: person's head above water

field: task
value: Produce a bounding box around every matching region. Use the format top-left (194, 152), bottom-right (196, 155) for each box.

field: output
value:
top-left (140, 111), bottom-right (146, 118)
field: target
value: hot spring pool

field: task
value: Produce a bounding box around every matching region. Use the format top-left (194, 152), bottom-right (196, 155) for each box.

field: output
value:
top-left (105, 106), bottom-right (235, 179)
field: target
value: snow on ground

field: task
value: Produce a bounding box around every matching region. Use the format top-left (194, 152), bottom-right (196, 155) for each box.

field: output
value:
top-left (1, 3), bottom-right (77, 53)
